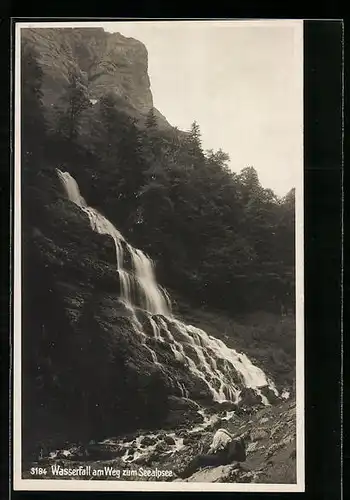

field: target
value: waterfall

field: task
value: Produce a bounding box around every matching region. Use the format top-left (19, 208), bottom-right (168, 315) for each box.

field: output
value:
top-left (56, 169), bottom-right (278, 405)
top-left (56, 169), bottom-right (170, 316)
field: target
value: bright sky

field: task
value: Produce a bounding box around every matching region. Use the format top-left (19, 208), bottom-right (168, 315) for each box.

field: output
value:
top-left (103, 20), bottom-right (303, 197)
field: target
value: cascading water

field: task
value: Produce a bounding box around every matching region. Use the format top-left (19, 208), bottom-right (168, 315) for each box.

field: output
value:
top-left (56, 169), bottom-right (278, 405)
top-left (57, 169), bottom-right (171, 315)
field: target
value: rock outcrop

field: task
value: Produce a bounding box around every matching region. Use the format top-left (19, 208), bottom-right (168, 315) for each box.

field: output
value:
top-left (21, 27), bottom-right (170, 127)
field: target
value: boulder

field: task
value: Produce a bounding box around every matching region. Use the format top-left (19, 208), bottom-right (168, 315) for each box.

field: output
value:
top-left (84, 443), bottom-right (124, 460)
top-left (238, 388), bottom-right (263, 408)
top-left (250, 429), bottom-right (269, 441)
top-left (163, 435), bottom-right (176, 446)
top-left (214, 401), bottom-right (237, 412)
top-left (183, 436), bottom-right (196, 446)
top-left (167, 396), bottom-right (200, 411)
top-left (147, 440), bottom-right (170, 461)
top-left (164, 397), bottom-right (204, 429)
top-left (178, 430), bottom-right (189, 438)
top-left (140, 436), bottom-right (157, 447)
top-left (259, 385), bottom-right (280, 405)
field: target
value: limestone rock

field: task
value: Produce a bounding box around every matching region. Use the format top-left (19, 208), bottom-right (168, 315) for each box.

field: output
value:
top-left (21, 27), bottom-right (171, 128)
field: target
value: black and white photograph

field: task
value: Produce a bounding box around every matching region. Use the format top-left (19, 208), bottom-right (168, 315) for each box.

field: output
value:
top-left (13, 19), bottom-right (304, 492)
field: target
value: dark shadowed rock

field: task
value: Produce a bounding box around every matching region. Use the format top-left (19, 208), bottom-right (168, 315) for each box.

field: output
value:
top-left (84, 443), bottom-right (124, 460)
top-left (183, 436), bottom-right (196, 446)
top-left (152, 441), bottom-right (169, 458)
top-left (259, 385), bottom-right (280, 405)
top-left (238, 388), bottom-right (263, 408)
top-left (212, 401), bottom-right (237, 412)
top-left (163, 435), bottom-right (176, 445)
top-left (140, 436), bottom-right (157, 447)
top-left (164, 397), bottom-right (204, 429)
top-left (178, 430), bottom-right (189, 438)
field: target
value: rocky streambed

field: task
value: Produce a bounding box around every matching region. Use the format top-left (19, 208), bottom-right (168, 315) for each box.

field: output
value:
top-left (23, 398), bottom-right (297, 484)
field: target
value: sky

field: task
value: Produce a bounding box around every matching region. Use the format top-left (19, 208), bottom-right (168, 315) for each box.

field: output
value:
top-left (102, 20), bottom-right (303, 197)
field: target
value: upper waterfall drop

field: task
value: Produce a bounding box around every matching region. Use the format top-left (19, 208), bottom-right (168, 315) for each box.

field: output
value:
top-left (56, 168), bottom-right (171, 317)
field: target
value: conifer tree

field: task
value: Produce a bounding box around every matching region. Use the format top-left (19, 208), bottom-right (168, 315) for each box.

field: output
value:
top-left (145, 107), bottom-right (157, 129)
top-left (58, 69), bottom-right (90, 141)
top-left (186, 121), bottom-right (204, 168)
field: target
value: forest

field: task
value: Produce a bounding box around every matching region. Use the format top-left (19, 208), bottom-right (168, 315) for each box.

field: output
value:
top-left (21, 41), bottom-right (295, 317)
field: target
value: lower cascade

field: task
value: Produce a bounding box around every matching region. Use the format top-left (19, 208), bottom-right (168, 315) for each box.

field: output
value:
top-left (57, 168), bottom-right (279, 405)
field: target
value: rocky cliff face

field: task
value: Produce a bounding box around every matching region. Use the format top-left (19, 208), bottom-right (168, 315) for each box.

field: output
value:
top-left (21, 27), bottom-right (170, 127)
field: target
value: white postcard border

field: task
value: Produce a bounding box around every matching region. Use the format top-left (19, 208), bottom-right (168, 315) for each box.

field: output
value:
top-left (13, 19), bottom-right (305, 492)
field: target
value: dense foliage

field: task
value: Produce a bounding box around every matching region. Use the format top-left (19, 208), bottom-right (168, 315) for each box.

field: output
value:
top-left (21, 42), bottom-right (295, 316)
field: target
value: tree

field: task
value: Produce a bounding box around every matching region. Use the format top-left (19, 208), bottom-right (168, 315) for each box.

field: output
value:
top-left (96, 92), bottom-right (122, 158)
top-left (85, 93), bottom-right (147, 231)
top-left (189, 121), bottom-right (201, 148)
top-left (185, 121), bottom-right (205, 168)
top-left (283, 187), bottom-right (296, 208)
top-left (21, 42), bottom-right (46, 167)
top-left (205, 149), bottom-right (231, 183)
top-left (145, 107), bottom-right (158, 129)
top-left (237, 166), bottom-right (261, 200)
top-left (58, 69), bottom-right (90, 141)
